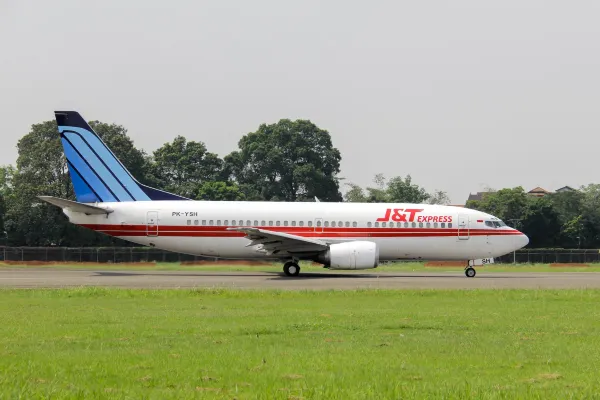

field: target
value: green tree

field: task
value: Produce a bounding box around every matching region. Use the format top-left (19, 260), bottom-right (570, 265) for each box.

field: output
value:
top-left (226, 119), bottom-right (342, 202)
top-left (344, 174), bottom-right (438, 204)
top-left (467, 187), bottom-right (529, 223)
top-left (520, 197), bottom-right (561, 248)
top-left (548, 190), bottom-right (585, 247)
top-left (386, 175), bottom-right (430, 203)
top-left (343, 183), bottom-right (367, 202)
top-left (196, 181), bottom-right (245, 201)
top-left (428, 190), bottom-right (451, 205)
top-left (579, 184), bottom-right (600, 247)
top-left (152, 136), bottom-right (224, 199)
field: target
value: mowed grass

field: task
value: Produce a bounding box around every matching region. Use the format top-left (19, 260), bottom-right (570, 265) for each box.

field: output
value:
top-left (2, 260), bottom-right (600, 273)
top-left (2, 289), bottom-right (600, 399)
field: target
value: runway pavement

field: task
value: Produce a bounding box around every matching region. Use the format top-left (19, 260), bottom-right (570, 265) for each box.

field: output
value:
top-left (2, 268), bottom-right (600, 289)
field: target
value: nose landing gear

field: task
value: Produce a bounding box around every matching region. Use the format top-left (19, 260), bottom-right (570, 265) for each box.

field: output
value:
top-left (465, 266), bottom-right (476, 278)
top-left (283, 261), bottom-right (301, 277)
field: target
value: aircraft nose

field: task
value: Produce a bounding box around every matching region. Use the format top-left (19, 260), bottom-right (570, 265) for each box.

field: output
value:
top-left (516, 231), bottom-right (529, 249)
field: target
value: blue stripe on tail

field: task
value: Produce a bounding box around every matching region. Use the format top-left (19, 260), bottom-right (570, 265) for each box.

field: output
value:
top-left (55, 111), bottom-right (189, 203)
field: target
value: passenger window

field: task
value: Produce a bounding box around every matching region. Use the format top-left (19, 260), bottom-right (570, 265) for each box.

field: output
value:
top-left (284, 221), bottom-right (288, 226)
top-left (368, 222), bottom-right (372, 228)
top-left (261, 220), bottom-right (265, 226)
top-left (253, 220), bottom-right (258, 226)
top-left (352, 222), bottom-right (357, 227)
top-left (382, 222), bottom-right (386, 227)
top-left (209, 220), bottom-right (214, 225)
top-left (426, 222), bottom-right (431, 228)
top-left (202, 220), bottom-right (207, 226)
top-left (441, 222), bottom-right (446, 228)
top-left (448, 223), bottom-right (453, 228)
top-left (194, 220), bottom-right (199, 225)
top-left (434, 222), bottom-right (438, 228)
top-left (299, 221), bottom-right (304, 227)
top-left (269, 221), bottom-right (273, 226)
top-left (338, 221), bottom-right (343, 227)
top-left (217, 220), bottom-right (221, 226)
top-left (404, 222), bottom-right (409, 228)
top-left (224, 220), bottom-right (228, 226)
top-left (292, 221), bottom-right (296, 226)
top-left (331, 221), bottom-right (336, 227)
top-left (316, 221), bottom-right (321, 227)
top-left (419, 222), bottom-right (423, 228)
top-left (412, 222), bottom-right (416, 228)
top-left (325, 221), bottom-right (329, 227)
top-left (276, 221), bottom-right (281, 226)
top-left (307, 221), bottom-right (312, 227)
top-left (389, 222), bottom-right (394, 228)
top-left (187, 220), bottom-right (191, 226)
top-left (247, 220), bottom-right (251, 226)
top-left (375, 222), bottom-right (380, 228)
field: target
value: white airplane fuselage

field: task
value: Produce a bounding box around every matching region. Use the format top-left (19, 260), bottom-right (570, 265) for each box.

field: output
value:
top-left (65, 200), bottom-right (528, 262)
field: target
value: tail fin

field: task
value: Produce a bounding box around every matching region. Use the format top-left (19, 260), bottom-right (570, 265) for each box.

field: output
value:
top-left (55, 111), bottom-right (189, 203)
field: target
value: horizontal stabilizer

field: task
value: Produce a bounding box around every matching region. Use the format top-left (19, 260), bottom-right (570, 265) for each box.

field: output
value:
top-left (37, 196), bottom-right (113, 215)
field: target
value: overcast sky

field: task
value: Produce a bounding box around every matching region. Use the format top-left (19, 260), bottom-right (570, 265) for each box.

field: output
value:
top-left (1, 0), bottom-right (599, 203)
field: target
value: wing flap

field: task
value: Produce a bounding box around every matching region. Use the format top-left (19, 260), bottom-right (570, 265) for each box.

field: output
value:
top-left (227, 227), bottom-right (328, 255)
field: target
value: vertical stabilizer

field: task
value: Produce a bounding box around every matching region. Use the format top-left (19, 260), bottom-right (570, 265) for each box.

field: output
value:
top-left (55, 111), bottom-right (189, 203)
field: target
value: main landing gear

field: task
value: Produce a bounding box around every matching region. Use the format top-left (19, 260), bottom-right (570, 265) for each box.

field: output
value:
top-left (283, 261), bottom-right (301, 277)
top-left (465, 265), bottom-right (476, 278)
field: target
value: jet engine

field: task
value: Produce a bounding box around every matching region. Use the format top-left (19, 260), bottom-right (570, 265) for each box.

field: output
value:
top-left (316, 241), bottom-right (379, 270)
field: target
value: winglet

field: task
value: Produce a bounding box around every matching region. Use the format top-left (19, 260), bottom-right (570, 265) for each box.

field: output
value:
top-left (38, 196), bottom-right (113, 215)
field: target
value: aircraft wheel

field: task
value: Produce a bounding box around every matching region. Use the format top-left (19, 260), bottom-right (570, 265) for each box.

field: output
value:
top-left (465, 267), bottom-right (476, 278)
top-left (283, 262), bottom-right (301, 277)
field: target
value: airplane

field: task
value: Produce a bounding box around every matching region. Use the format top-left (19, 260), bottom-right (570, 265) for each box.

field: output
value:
top-left (39, 111), bottom-right (529, 278)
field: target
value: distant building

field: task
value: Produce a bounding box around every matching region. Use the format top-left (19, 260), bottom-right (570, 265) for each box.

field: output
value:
top-left (555, 186), bottom-right (576, 193)
top-left (527, 187), bottom-right (551, 197)
top-left (466, 191), bottom-right (494, 203)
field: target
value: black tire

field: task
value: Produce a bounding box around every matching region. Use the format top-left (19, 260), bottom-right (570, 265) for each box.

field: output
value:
top-left (283, 262), bottom-right (301, 277)
top-left (465, 267), bottom-right (476, 278)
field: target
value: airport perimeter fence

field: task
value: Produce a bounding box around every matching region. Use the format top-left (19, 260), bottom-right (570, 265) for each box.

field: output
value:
top-left (0, 247), bottom-right (600, 264)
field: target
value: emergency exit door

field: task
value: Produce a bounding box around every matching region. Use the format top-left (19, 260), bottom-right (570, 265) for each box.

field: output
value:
top-left (146, 211), bottom-right (159, 237)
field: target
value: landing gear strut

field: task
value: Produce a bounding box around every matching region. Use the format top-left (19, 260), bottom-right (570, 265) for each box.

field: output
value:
top-left (465, 266), bottom-right (476, 278)
top-left (283, 261), bottom-right (301, 277)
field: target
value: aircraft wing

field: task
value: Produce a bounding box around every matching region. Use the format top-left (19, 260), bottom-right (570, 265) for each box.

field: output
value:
top-left (226, 227), bottom-right (328, 256)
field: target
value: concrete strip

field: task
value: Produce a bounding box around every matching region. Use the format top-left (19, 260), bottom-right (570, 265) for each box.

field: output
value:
top-left (1, 268), bottom-right (600, 289)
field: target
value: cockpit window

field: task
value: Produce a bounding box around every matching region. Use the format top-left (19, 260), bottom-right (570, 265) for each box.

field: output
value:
top-left (486, 220), bottom-right (507, 228)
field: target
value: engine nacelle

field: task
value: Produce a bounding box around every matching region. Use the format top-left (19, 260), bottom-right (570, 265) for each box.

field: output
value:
top-left (316, 241), bottom-right (379, 270)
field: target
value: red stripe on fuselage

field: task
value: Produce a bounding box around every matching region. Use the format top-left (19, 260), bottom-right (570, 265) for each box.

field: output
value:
top-left (79, 224), bottom-right (522, 238)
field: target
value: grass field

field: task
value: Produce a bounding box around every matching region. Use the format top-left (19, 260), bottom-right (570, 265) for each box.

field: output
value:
top-left (2, 260), bottom-right (600, 273)
top-left (2, 288), bottom-right (600, 399)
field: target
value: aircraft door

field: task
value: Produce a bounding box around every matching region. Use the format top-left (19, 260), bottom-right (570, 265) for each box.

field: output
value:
top-left (314, 218), bottom-right (323, 234)
top-left (146, 211), bottom-right (159, 237)
top-left (457, 214), bottom-right (469, 240)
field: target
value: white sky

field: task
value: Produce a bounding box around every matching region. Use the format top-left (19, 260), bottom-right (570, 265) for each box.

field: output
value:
top-left (1, 0), bottom-right (599, 203)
